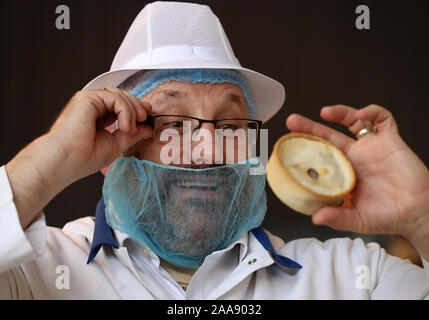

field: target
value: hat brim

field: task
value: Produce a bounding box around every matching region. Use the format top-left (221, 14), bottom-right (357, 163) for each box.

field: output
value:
top-left (82, 61), bottom-right (285, 123)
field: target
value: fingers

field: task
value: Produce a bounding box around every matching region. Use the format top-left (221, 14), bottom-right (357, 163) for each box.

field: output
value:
top-left (93, 89), bottom-right (134, 134)
top-left (321, 105), bottom-right (373, 135)
top-left (312, 206), bottom-right (365, 233)
top-left (106, 88), bottom-right (139, 134)
top-left (94, 88), bottom-right (152, 134)
top-left (356, 104), bottom-right (398, 133)
top-left (112, 125), bottom-right (153, 153)
top-left (286, 113), bottom-right (355, 153)
top-left (120, 89), bottom-right (151, 122)
top-left (322, 104), bottom-right (398, 135)
top-left (94, 88), bottom-right (154, 154)
top-left (95, 113), bottom-right (117, 130)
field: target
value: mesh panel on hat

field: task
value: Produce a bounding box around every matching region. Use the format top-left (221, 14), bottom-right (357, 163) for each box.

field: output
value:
top-left (111, 2), bottom-right (239, 70)
top-left (111, 9), bottom-right (149, 70)
top-left (150, 2), bottom-right (223, 49)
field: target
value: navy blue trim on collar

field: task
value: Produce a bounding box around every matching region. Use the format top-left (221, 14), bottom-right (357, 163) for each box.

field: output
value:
top-left (251, 227), bottom-right (302, 270)
top-left (87, 198), bottom-right (119, 264)
top-left (87, 198), bottom-right (302, 271)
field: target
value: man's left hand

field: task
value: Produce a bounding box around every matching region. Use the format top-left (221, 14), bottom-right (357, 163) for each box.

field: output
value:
top-left (286, 104), bottom-right (429, 247)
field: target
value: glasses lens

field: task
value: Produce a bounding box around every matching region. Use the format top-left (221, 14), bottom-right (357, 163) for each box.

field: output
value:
top-left (215, 120), bottom-right (259, 145)
top-left (153, 116), bottom-right (198, 145)
top-left (216, 120), bottom-right (259, 131)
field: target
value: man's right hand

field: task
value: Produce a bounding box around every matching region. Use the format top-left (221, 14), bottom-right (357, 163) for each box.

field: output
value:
top-left (5, 88), bottom-right (152, 229)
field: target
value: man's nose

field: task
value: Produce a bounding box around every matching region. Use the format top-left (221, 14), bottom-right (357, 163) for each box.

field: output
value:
top-left (191, 122), bottom-right (220, 164)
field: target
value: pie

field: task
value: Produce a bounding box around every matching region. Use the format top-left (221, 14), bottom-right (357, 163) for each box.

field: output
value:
top-left (266, 133), bottom-right (356, 215)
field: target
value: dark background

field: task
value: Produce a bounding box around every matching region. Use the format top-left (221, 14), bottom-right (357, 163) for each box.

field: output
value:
top-left (1, 0), bottom-right (428, 250)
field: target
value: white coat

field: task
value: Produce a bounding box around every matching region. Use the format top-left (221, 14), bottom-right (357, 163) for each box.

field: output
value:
top-left (1, 166), bottom-right (428, 299)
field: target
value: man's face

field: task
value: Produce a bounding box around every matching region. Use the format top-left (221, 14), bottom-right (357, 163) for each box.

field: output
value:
top-left (125, 80), bottom-right (250, 163)
top-left (121, 81), bottom-right (251, 256)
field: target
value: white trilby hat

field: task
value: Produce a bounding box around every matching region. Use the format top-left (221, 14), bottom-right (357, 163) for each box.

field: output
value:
top-left (82, 1), bottom-right (285, 123)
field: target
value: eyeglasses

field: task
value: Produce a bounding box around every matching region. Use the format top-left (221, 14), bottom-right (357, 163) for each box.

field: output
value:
top-left (137, 115), bottom-right (262, 146)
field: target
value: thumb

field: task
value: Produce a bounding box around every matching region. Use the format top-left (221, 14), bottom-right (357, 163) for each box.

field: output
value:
top-left (312, 207), bottom-right (364, 233)
top-left (113, 125), bottom-right (153, 153)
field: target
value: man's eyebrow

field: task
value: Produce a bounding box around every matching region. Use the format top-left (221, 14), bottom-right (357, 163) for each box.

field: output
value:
top-left (225, 93), bottom-right (244, 105)
top-left (151, 90), bottom-right (245, 111)
top-left (162, 89), bottom-right (188, 99)
top-left (152, 90), bottom-right (188, 109)
top-left (223, 93), bottom-right (246, 109)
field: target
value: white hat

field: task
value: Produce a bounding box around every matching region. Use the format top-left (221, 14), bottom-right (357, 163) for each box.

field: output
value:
top-left (82, 1), bottom-right (286, 123)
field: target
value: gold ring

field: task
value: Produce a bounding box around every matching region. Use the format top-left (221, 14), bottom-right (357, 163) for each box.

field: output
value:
top-left (100, 88), bottom-right (109, 92)
top-left (356, 124), bottom-right (377, 140)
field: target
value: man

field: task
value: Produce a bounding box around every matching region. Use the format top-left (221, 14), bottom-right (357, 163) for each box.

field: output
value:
top-left (1, 1), bottom-right (428, 299)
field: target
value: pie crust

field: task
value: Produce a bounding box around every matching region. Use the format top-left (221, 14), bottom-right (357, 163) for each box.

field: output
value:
top-left (266, 133), bottom-right (356, 215)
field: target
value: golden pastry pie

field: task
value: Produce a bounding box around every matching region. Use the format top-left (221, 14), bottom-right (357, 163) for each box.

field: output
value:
top-left (266, 133), bottom-right (356, 215)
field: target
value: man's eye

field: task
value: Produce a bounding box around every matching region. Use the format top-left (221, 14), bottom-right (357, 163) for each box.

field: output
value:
top-left (219, 124), bottom-right (239, 130)
top-left (165, 121), bottom-right (183, 128)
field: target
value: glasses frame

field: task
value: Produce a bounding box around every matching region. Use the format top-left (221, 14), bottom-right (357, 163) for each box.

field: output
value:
top-left (138, 115), bottom-right (263, 134)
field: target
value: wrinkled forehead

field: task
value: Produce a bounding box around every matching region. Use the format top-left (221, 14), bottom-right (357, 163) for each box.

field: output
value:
top-left (119, 69), bottom-right (256, 117)
top-left (146, 80), bottom-right (245, 98)
top-left (146, 81), bottom-right (248, 113)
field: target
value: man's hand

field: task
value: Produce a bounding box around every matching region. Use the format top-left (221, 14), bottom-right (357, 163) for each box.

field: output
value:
top-left (286, 105), bottom-right (429, 247)
top-left (48, 88), bottom-right (152, 180)
top-left (5, 88), bottom-right (152, 229)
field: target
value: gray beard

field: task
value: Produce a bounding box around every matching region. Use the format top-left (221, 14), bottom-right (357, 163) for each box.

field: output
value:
top-left (131, 164), bottom-right (252, 257)
top-left (104, 157), bottom-right (267, 269)
top-left (158, 192), bottom-right (229, 256)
